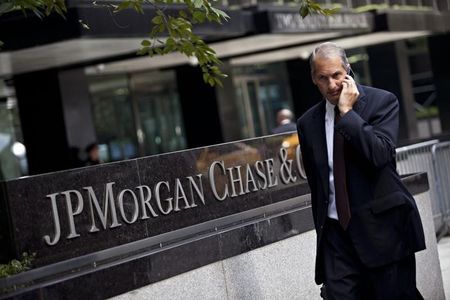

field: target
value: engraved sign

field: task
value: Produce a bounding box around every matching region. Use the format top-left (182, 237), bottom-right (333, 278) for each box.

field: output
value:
top-left (1, 134), bottom-right (308, 266)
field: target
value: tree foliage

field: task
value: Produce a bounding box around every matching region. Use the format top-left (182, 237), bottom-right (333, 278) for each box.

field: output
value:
top-left (0, 0), bottom-right (66, 18)
top-left (0, 0), bottom-right (337, 86)
top-left (0, 252), bottom-right (35, 279)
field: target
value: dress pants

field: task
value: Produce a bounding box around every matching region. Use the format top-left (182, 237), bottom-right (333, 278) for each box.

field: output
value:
top-left (322, 218), bottom-right (422, 300)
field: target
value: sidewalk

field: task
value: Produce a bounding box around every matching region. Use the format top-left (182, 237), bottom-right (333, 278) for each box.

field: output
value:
top-left (438, 235), bottom-right (450, 300)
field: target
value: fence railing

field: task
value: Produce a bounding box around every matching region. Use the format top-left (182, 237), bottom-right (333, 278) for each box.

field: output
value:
top-left (431, 142), bottom-right (450, 233)
top-left (396, 139), bottom-right (450, 237)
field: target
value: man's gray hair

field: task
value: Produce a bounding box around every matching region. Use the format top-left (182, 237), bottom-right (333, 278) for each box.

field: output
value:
top-left (309, 42), bottom-right (349, 75)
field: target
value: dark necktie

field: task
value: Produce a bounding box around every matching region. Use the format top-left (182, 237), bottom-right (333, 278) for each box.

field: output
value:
top-left (334, 106), bottom-right (351, 229)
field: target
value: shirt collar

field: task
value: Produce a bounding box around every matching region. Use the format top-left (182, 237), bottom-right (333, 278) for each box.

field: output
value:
top-left (325, 99), bottom-right (335, 114)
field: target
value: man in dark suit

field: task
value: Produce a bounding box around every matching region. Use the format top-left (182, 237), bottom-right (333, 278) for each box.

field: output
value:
top-left (272, 108), bottom-right (297, 134)
top-left (297, 42), bottom-right (426, 299)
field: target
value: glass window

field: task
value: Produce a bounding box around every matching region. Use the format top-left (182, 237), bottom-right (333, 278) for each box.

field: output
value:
top-left (131, 70), bottom-right (186, 156)
top-left (232, 63), bottom-right (294, 138)
top-left (0, 80), bottom-right (27, 180)
top-left (406, 38), bottom-right (440, 138)
top-left (87, 70), bottom-right (186, 162)
top-left (346, 48), bottom-right (371, 86)
top-left (88, 75), bottom-right (138, 163)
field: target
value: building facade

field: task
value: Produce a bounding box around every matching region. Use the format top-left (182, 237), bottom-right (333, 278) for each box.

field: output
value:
top-left (1, 0), bottom-right (450, 179)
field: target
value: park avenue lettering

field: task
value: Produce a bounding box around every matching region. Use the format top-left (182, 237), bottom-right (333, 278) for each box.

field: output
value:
top-left (272, 12), bottom-right (370, 32)
top-left (43, 147), bottom-right (307, 246)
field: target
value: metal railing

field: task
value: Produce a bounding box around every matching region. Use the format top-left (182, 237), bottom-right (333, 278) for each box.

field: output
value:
top-left (396, 139), bottom-right (450, 237)
top-left (431, 142), bottom-right (450, 233)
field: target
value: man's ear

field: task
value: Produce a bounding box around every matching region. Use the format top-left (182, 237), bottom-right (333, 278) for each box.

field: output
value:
top-left (311, 73), bottom-right (317, 85)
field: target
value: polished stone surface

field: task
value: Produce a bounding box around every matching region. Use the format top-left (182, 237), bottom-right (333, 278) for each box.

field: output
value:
top-left (437, 235), bottom-right (450, 300)
top-left (0, 172), bottom-right (436, 300)
top-left (0, 129), bottom-right (438, 300)
top-left (221, 230), bottom-right (320, 300)
top-left (3, 207), bottom-right (313, 299)
top-left (4, 160), bottom-right (144, 266)
top-left (1, 134), bottom-right (306, 266)
top-left (414, 192), bottom-right (445, 300)
top-left (218, 206), bottom-right (313, 260)
top-left (113, 262), bottom-right (228, 300)
top-left (110, 230), bottom-right (321, 300)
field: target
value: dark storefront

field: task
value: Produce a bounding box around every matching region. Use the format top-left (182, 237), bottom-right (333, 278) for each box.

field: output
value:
top-left (1, 0), bottom-right (450, 179)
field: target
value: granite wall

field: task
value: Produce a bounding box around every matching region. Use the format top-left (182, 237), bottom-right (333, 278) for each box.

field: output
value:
top-left (0, 132), bottom-right (443, 299)
top-left (111, 190), bottom-right (444, 300)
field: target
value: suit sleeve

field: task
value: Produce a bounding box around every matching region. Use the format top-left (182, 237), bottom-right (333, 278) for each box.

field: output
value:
top-left (335, 92), bottom-right (399, 169)
top-left (297, 120), bottom-right (318, 227)
top-left (297, 121), bottom-right (315, 185)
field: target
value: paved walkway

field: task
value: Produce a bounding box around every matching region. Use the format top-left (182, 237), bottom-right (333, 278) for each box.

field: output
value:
top-left (438, 235), bottom-right (450, 300)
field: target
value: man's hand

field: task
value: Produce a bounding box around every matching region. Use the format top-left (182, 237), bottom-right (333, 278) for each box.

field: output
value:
top-left (338, 75), bottom-right (359, 115)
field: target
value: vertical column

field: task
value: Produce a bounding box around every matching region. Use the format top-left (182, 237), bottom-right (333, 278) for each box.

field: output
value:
top-left (14, 67), bottom-right (97, 174)
top-left (175, 65), bottom-right (223, 147)
top-left (0, 181), bottom-right (12, 263)
top-left (428, 33), bottom-right (450, 133)
top-left (367, 41), bottom-right (418, 142)
top-left (285, 58), bottom-right (322, 120)
top-left (14, 69), bottom-right (70, 174)
top-left (58, 68), bottom-right (97, 159)
top-left (436, 0), bottom-right (450, 10)
top-left (214, 61), bottom-right (243, 142)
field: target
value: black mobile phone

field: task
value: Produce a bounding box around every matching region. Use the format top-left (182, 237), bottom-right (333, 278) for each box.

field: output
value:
top-left (347, 67), bottom-right (356, 79)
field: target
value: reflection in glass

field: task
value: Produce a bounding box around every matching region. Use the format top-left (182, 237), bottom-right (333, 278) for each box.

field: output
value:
top-left (0, 88), bottom-right (28, 180)
top-left (88, 75), bottom-right (139, 162)
top-left (88, 70), bottom-right (187, 163)
top-left (233, 63), bottom-right (294, 138)
top-left (132, 70), bottom-right (186, 156)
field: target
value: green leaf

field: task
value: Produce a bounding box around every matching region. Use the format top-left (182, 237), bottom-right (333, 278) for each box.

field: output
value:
top-left (150, 22), bottom-right (165, 36)
top-left (0, 2), bottom-right (15, 15)
top-left (179, 10), bottom-right (187, 18)
top-left (152, 15), bottom-right (163, 25)
top-left (133, 2), bottom-right (144, 14)
top-left (54, 6), bottom-right (65, 17)
top-left (181, 41), bottom-right (195, 55)
top-left (115, 1), bottom-right (131, 12)
top-left (214, 77), bottom-right (223, 87)
top-left (31, 8), bottom-right (44, 19)
top-left (193, 0), bottom-right (203, 9)
top-left (322, 7), bottom-right (340, 15)
top-left (211, 7), bottom-right (230, 21)
top-left (141, 39), bottom-right (151, 46)
top-left (137, 47), bottom-right (148, 55)
top-left (192, 10), bottom-right (206, 23)
top-left (57, 0), bottom-right (67, 12)
top-left (308, 1), bottom-right (322, 10)
top-left (0, 252), bottom-right (35, 278)
top-left (211, 66), bottom-right (220, 74)
top-left (166, 38), bottom-right (177, 52)
top-left (300, 5), bottom-right (310, 18)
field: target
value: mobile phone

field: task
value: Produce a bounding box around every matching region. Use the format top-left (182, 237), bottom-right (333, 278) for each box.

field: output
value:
top-left (347, 67), bottom-right (356, 79)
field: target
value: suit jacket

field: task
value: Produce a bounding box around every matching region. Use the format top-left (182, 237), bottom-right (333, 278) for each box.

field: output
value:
top-left (271, 122), bottom-right (297, 134)
top-left (297, 84), bottom-right (426, 284)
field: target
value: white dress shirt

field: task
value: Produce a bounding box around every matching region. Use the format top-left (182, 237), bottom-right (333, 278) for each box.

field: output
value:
top-left (325, 100), bottom-right (338, 220)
